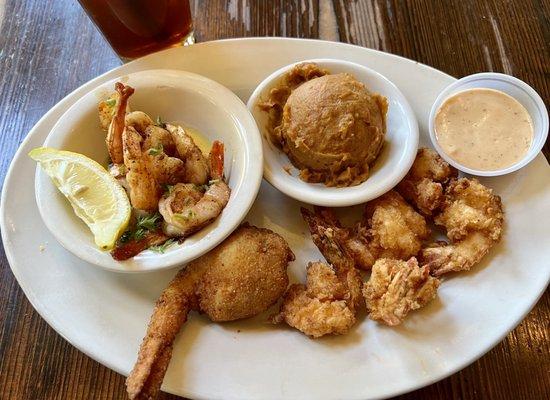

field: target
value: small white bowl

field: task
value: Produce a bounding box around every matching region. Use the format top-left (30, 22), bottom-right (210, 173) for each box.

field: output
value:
top-left (35, 69), bottom-right (263, 273)
top-left (247, 59), bottom-right (418, 207)
top-left (429, 72), bottom-right (549, 176)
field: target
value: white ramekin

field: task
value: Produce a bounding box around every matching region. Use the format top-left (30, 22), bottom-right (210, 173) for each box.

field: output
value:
top-left (429, 72), bottom-right (549, 177)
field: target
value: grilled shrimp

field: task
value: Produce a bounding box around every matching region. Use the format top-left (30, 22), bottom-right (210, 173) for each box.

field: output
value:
top-left (123, 126), bottom-right (162, 212)
top-left (166, 124), bottom-right (209, 185)
top-left (125, 111), bottom-right (154, 134)
top-left (158, 141), bottom-right (230, 237)
top-left (106, 83), bottom-right (134, 164)
top-left (143, 125), bottom-right (185, 185)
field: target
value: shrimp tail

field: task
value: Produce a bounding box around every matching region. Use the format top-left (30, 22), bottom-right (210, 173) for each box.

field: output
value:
top-left (209, 141), bottom-right (225, 181)
top-left (107, 83), bottom-right (134, 164)
top-left (126, 269), bottom-right (193, 400)
top-left (300, 207), bottom-right (355, 272)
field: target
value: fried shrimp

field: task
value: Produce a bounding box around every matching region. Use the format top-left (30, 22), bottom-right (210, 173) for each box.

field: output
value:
top-left (363, 257), bottom-right (439, 326)
top-left (364, 191), bottom-right (430, 261)
top-left (420, 178), bottom-right (504, 276)
top-left (307, 191), bottom-right (429, 271)
top-left (123, 126), bottom-right (162, 212)
top-left (166, 124), bottom-right (210, 185)
top-left (106, 83), bottom-right (134, 164)
top-left (272, 208), bottom-right (362, 338)
top-left (159, 141), bottom-right (230, 238)
top-left (396, 148), bottom-right (458, 216)
top-left (126, 224), bottom-right (294, 400)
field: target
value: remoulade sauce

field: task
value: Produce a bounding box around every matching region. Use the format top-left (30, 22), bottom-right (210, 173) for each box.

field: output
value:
top-left (435, 88), bottom-right (533, 171)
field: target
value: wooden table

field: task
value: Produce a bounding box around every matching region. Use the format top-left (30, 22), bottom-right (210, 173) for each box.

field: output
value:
top-left (0, 1), bottom-right (548, 399)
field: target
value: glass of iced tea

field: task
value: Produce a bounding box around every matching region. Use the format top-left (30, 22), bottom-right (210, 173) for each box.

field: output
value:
top-left (78, 0), bottom-right (194, 61)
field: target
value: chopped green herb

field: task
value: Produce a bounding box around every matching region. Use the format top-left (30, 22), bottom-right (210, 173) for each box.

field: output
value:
top-left (136, 212), bottom-right (162, 231)
top-left (163, 184), bottom-right (175, 194)
top-left (105, 98), bottom-right (116, 107)
top-left (194, 183), bottom-right (208, 192)
top-left (149, 239), bottom-right (176, 253)
top-left (133, 228), bottom-right (147, 241)
top-left (155, 116), bottom-right (166, 128)
top-left (116, 213), bottom-right (163, 245)
top-left (208, 179), bottom-right (220, 185)
top-left (174, 209), bottom-right (196, 222)
top-left (148, 144), bottom-right (164, 156)
top-left (119, 230), bottom-right (132, 243)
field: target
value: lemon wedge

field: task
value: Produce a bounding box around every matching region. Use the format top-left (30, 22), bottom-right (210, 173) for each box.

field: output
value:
top-left (29, 147), bottom-right (131, 250)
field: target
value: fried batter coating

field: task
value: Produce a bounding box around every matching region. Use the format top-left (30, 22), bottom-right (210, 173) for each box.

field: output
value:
top-left (274, 262), bottom-right (358, 338)
top-left (396, 148), bottom-right (458, 216)
top-left (311, 191), bottom-right (429, 270)
top-left (363, 258), bottom-right (440, 326)
top-left (420, 178), bottom-right (504, 276)
top-left (127, 224), bottom-right (294, 400)
top-left (364, 191), bottom-right (430, 261)
top-left (272, 209), bottom-right (363, 338)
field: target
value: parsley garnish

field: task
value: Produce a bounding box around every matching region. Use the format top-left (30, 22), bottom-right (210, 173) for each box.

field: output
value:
top-left (163, 184), bottom-right (175, 194)
top-left (136, 213), bottom-right (163, 231)
top-left (155, 116), bottom-right (166, 128)
top-left (149, 239), bottom-right (176, 253)
top-left (105, 98), bottom-right (116, 107)
top-left (118, 212), bottom-right (163, 243)
top-left (174, 210), bottom-right (196, 222)
top-left (148, 144), bottom-right (164, 156)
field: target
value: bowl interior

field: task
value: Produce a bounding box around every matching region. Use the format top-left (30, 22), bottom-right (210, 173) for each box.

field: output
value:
top-left (36, 69), bottom-right (262, 272)
top-left (248, 59), bottom-right (418, 207)
top-left (428, 73), bottom-right (549, 176)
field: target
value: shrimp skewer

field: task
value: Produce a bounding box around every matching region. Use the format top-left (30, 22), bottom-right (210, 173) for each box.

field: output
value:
top-left (159, 141), bottom-right (230, 237)
top-left (107, 83), bottom-right (134, 164)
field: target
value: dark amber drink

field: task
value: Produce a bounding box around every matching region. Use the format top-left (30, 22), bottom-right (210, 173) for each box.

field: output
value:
top-left (78, 0), bottom-right (194, 60)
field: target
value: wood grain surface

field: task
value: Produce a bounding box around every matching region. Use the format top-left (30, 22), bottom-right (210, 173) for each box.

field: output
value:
top-left (0, 1), bottom-right (549, 399)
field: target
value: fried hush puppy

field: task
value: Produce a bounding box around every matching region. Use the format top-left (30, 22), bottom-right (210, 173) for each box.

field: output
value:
top-left (421, 178), bottom-right (504, 276)
top-left (396, 147), bottom-right (458, 216)
top-left (363, 258), bottom-right (440, 326)
top-left (126, 224), bottom-right (294, 400)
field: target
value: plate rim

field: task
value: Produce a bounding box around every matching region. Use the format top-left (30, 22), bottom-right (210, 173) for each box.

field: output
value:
top-left (1, 37), bottom-right (549, 400)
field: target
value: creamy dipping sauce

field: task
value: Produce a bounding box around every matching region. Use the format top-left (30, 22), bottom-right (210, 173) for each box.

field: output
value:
top-left (435, 88), bottom-right (533, 171)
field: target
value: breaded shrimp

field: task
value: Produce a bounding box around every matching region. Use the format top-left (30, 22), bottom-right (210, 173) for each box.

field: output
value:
top-left (308, 191), bottom-right (429, 271)
top-left (272, 208), bottom-right (362, 338)
top-left (364, 191), bottom-right (430, 261)
top-left (159, 141), bottom-right (230, 237)
top-left (126, 224), bottom-right (294, 400)
top-left (106, 83), bottom-right (134, 164)
top-left (166, 124), bottom-right (210, 185)
top-left (420, 178), bottom-right (504, 276)
top-left (123, 126), bottom-right (162, 212)
top-left (363, 257), bottom-right (439, 326)
top-left (396, 148), bottom-right (458, 216)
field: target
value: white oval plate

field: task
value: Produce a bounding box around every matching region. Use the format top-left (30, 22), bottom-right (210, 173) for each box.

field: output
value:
top-left (2, 38), bottom-right (550, 400)
top-left (247, 58), bottom-right (418, 206)
top-left (35, 69), bottom-right (263, 272)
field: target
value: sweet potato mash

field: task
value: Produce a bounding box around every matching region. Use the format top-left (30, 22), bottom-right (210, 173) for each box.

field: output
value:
top-left (259, 63), bottom-right (388, 187)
